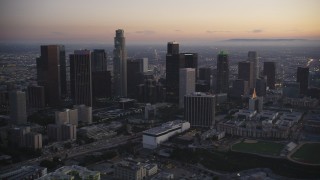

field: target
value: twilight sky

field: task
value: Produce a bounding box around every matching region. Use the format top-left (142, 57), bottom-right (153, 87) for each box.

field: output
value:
top-left (1, 0), bottom-right (319, 44)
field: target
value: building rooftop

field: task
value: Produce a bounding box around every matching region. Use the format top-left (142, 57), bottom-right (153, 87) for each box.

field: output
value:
top-left (39, 165), bottom-right (99, 180)
top-left (186, 92), bottom-right (215, 97)
top-left (143, 120), bottom-right (187, 136)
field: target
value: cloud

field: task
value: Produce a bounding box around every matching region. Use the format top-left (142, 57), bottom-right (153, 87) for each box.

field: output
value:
top-left (251, 29), bottom-right (263, 33)
top-left (135, 30), bottom-right (155, 35)
top-left (206, 30), bottom-right (231, 33)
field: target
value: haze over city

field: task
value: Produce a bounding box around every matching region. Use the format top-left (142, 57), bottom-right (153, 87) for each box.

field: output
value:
top-left (1, 0), bottom-right (320, 44)
top-left (1, 0), bottom-right (320, 180)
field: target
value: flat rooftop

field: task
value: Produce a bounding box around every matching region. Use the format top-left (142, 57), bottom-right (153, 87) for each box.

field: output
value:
top-left (143, 120), bottom-right (185, 136)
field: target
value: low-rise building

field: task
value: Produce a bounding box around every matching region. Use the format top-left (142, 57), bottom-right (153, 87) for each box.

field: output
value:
top-left (303, 113), bottom-right (320, 133)
top-left (143, 120), bottom-right (190, 149)
top-left (114, 159), bottom-right (147, 180)
top-left (25, 132), bottom-right (42, 150)
top-left (283, 97), bottom-right (319, 108)
top-left (145, 163), bottom-right (158, 177)
top-left (0, 166), bottom-right (47, 180)
top-left (73, 104), bottom-right (92, 124)
top-left (217, 111), bottom-right (302, 139)
top-left (38, 165), bottom-right (100, 180)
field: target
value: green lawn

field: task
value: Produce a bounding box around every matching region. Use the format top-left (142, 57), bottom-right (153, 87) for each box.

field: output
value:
top-left (292, 143), bottom-right (320, 164)
top-left (232, 141), bottom-right (284, 156)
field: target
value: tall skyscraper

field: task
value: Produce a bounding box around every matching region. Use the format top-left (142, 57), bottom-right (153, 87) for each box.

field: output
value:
top-left (255, 78), bottom-right (267, 97)
top-left (113, 29), bottom-right (127, 97)
top-left (59, 46), bottom-right (67, 98)
top-left (199, 67), bottom-right (212, 85)
top-left (166, 41), bottom-right (182, 103)
top-left (238, 61), bottom-right (254, 89)
top-left (27, 85), bottom-right (45, 109)
top-left (217, 51), bottom-right (229, 93)
top-left (91, 49), bottom-right (111, 103)
top-left (166, 42), bottom-right (198, 103)
top-left (37, 45), bottom-right (66, 106)
top-left (10, 91), bottom-right (27, 125)
top-left (297, 67), bottom-right (309, 95)
top-left (179, 68), bottom-right (195, 108)
top-left (127, 58), bottom-right (148, 98)
top-left (283, 81), bottom-right (300, 98)
top-left (70, 50), bottom-right (92, 106)
top-left (167, 41), bottom-right (179, 54)
top-left (230, 79), bottom-right (249, 99)
top-left (249, 89), bottom-right (263, 113)
top-left (91, 49), bottom-right (107, 72)
top-left (181, 53), bottom-right (198, 78)
top-left (248, 51), bottom-right (258, 87)
top-left (185, 92), bottom-right (215, 128)
top-left (263, 62), bottom-right (276, 89)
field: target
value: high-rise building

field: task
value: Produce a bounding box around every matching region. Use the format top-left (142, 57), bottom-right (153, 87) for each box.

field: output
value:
top-left (55, 108), bottom-right (78, 125)
top-left (91, 49), bottom-right (111, 103)
top-left (211, 68), bottom-right (217, 92)
top-left (91, 49), bottom-right (107, 72)
top-left (59, 46), bottom-right (67, 98)
top-left (255, 78), bottom-right (267, 97)
top-left (179, 68), bottom-right (195, 108)
top-left (167, 42), bottom-right (179, 54)
top-left (113, 29), bottom-right (127, 97)
top-left (249, 89), bottom-right (263, 113)
top-left (238, 61), bottom-right (254, 89)
top-left (199, 67), bottom-right (212, 85)
top-left (47, 124), bottom-right (61, 141)
top-left (61, 124), bottom-right (77, 141)
top-left (184, 92), bottom-right (215, 128)
top-left (73, 104), bottom-right (92, 124)
top-left (216, 51), bottom-right (229, 93)
top-left (8, 126), bottom-right (30, 148)
top-left (127, 58), bottom-right (148, 98)
top-left (166, 42), bottom-right (182, 103)
top-left (181, 53), bottom-right (198, 78)
top-left (10, 91), bottom-right (27, 125)
top-left (37, 45), bottom-right (65, 106)
top-left (283, 81), bottom-right (300, 98)
top-left (297, 67), bottom-right (309, 95)
top-left (25, 133), bottom-right (42, 150)
top-left (263, 62), bottom-right (276, 89)
top-left (166, 42), bottom-right (198, 103)
top-left (27, 85), bottom-right (45, 109)
top-left (230, 79), bottom-right (249, 99)
top-left (248, 51), bottom-right (258, 87)
top-left (70, 50), bottom-right (92, 106)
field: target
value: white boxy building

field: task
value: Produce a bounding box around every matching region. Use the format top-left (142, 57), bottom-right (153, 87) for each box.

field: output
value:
top-left (143, 120), bottom-right (190, 149)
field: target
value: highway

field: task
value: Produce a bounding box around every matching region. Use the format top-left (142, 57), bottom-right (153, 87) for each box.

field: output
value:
top-left (0, 133), bottom-right (141, 173)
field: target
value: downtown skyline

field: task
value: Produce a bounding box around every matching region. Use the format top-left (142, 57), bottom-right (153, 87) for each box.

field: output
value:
top-left (1, 0), bottom-right (320, 44)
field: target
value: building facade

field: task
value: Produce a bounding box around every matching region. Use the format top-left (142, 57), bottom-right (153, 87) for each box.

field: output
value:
top-left (216, 51), bottom-right (229, 93)
top-left (184, 92), bottom-right (215, 128)
top-left (113, 29), bottom-right (127, 97)
top-left (263, 62), bottom-right (276, 89)
top-left (91, 49), bottom-right (111, 103)
top-left (10, 91), bottom-right (27, 125)
top-left (70, 50), bottom-right (92, 106)
top-left (179, 68), bottom-right (195, 108)
top-left (36, 45), bottom-right (65, 106)
top-left (238, 61), bottom-right (254, 89)
top-left (142, 120), bottom-right (190, 149)
top-left (248, 51), bottom-right (258, 87)
top-left (297, 67), bottom-right (309, 95)
top-left (27, 85), bottom-right (45, 109)
top-left (166, 41), bottom-right (182, 103)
